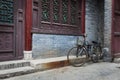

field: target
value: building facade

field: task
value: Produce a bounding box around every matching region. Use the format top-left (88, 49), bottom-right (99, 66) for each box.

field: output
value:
top-left (0, 0), bottom-right (119, 61)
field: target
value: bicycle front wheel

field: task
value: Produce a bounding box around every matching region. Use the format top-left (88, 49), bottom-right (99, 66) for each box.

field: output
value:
top-left (67, 47), bottom-right (88, 67)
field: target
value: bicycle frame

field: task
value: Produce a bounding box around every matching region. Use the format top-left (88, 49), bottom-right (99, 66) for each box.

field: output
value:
top-left (67, 34), bottom-right (103, 67)
top-left (77, 34), bottom-right (101, 59)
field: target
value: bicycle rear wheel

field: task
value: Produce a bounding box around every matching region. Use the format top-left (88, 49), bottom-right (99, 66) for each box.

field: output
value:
top-left (91, 46), bottom-right (102, 63)
top-left (67, 47), bottom-right (88, 67)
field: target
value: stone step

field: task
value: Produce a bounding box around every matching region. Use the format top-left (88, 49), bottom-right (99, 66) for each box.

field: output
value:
top-left (30, 56), bottom-right (69, 70)
top-left (0, 60), bottom-right (30, 70)
top-left (0, 66), bottom-right (36, 79)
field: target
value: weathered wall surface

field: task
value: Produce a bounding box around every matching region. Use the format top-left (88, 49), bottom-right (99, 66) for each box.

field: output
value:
top-left (86, 0), bottom-right (104, 45)
top-left (32, 34), bottom-right (79, 59)
top-left (104, 0), bottom-right (112, 50)
top-left (86, 0), bottom-right (98, 43)
top-left (97, 0), bottom-right (104, 46)
top-left (103, 0), bottom-right (112, 60)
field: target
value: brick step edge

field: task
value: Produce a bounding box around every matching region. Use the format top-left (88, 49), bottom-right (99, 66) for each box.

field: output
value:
top-left (0, 67), bottom-right (38, 79)
top-left (0, 60), bottom-right (30, 70)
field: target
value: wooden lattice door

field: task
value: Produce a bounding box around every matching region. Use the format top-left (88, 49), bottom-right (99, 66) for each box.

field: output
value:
top-left (0, 0), bottom-right (25, 61)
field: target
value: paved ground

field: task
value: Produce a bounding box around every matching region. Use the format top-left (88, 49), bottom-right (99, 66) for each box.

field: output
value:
top-left (3, 62), bottom-right (120, 80)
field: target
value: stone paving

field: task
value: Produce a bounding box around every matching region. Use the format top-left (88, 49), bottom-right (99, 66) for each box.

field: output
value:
top-left (3, 62), bottom-right (120, 80)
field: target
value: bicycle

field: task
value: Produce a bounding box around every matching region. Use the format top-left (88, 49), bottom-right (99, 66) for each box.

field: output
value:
top-left (67, 34), bottom-right (102, 67)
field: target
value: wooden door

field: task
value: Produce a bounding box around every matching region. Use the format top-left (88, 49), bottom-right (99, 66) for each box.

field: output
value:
top-left (112, 0), bottom-right (120, 57)
top-left (0, 0), bottom-right (25, 61)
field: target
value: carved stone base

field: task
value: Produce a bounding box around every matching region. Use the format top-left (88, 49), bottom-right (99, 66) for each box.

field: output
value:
top-left (24, 51), bottom-right (33, 60)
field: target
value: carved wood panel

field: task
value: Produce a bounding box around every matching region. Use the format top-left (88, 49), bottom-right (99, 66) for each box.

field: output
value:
top-left (0, 0), bottom-right (14, 24)
top-left (0, 0), bottom-right (25, 61)
top-left (0, 33), bottom-right (13, 51)
top-left (32, 0), bottom-right (83, 35)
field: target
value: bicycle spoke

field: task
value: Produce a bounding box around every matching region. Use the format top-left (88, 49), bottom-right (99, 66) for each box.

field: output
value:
top-left (67, 47), bottom-right (87, 67)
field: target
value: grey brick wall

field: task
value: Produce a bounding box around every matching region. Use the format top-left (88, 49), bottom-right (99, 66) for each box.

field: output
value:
top-left (97, 0), bottom-right (104, 47)
top-left (85, 0), bottom-right (104, 45)
top-left (104, 0), bottom-right (112, 50)
top-left (102, 0), bottom-right (113, 60)
top-left (85, 0), bottom-right (98, 43)
top-left (86, 0), bottom-right (112, 59)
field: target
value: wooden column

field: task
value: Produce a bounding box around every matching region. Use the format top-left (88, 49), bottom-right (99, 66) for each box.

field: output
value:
top-left (25, 0), bottom-right (32, 51)
top-left (111, 0), bottom-right (115, 57)
top-left (81, 0), bottom-right (86, 34)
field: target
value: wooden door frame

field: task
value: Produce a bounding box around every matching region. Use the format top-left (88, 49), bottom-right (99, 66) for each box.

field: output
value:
top-left (111, 0), bottom-right (120, 58)
top-left (111, 0), bottom-right (115, 58)
top-left (15, 0), bottom-right (25, 59)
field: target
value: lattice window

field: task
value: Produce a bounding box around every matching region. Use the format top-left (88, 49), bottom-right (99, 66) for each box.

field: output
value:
top-left (41, 0), bottom-right (79, 25)
top-left (0, 0), bottom-right (14, 24)
top-left (53, 0), bottom-right (60, 23)
top-left (41, 0), bottom-right (50, 21)
top-left (62, 0), bottom-right (68, 24)
top-left (70, 0), bottom-right (77, 25)
top-left (32, 0), bottom-right (83, 35)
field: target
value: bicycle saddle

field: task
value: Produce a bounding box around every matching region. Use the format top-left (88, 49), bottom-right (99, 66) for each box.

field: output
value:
top-left (92, 41), bottom-right (98, 44)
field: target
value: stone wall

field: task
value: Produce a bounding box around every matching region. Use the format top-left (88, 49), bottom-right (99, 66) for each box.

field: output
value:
top-left (104, 0), bottom-right (112, 50)
top-left (32, 34), bottom-right (81, 59)
top-left (103, 0), bottom-right (112, 60)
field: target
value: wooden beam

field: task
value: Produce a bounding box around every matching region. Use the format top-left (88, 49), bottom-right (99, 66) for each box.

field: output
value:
top-left (81, 0), bottom-right (85, 34)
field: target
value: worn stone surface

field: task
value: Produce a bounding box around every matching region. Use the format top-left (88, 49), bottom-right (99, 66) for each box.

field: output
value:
top-left (4, 62), bottom-right (120, 80)
top-left (32, 34), bottom-right (79, 59)
top-left (103, 0), bottom-right (112, 60)
top-left (104, 0), bottom-right (112, 50)
top-left (0, 66), bottom-right (35, 79)
top-left (0, 60), bottom-right (30, 70)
